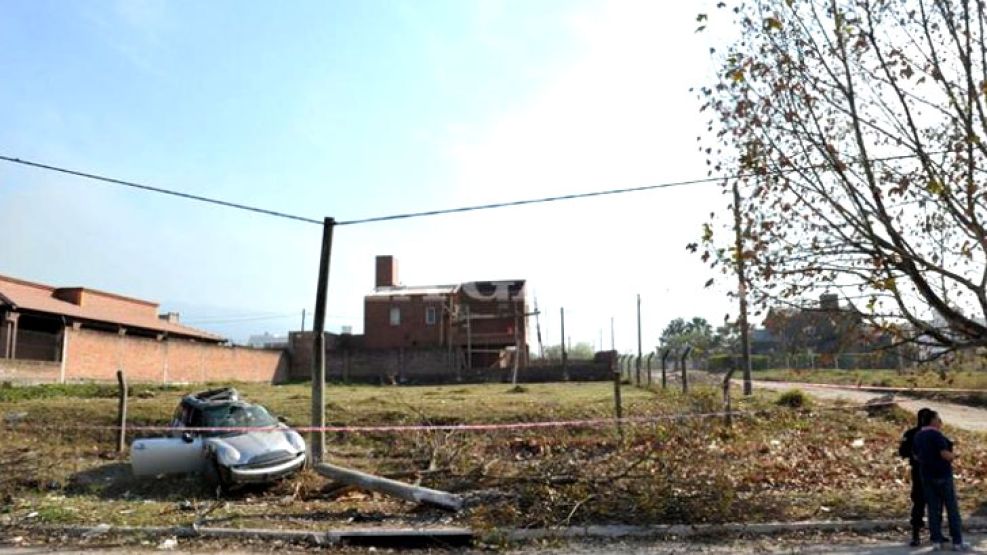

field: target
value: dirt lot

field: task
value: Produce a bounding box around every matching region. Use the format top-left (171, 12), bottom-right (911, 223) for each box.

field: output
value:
top-left (2, 381), bottom-right (987, 534)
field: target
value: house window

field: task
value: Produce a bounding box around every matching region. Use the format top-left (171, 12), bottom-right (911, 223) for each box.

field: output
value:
top-left (389, 306), bottom-right (401, 326)
top-left (425, 306), bottom-right (437, 326)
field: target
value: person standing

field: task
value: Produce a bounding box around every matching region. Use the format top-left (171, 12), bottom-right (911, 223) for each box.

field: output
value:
top-left (899, 407), bottom-right (934, 546)
top-left (913, 410), bottom-right (971, 551)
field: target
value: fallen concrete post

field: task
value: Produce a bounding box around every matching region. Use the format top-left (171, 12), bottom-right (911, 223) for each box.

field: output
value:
top-left (314, 462), bottom-right (464, 511)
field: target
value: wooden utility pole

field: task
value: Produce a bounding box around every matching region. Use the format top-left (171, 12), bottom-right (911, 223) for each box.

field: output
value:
top-left (610, 317), bottom-right (615, 351)
top-left (301, 309), bottom-right (306, 333)
top-left (310, 217), bottom-right (335, 464)
top-left (314, 463), bottom-right (463, 511)
top-left (636, 294), bottom-right (642, 387)
top-left (534, 298), bottom-right (544, 359)
top-left (560, 307), bottom-right (568, 379)
top-left (732, 181), bottom-right (753, 396)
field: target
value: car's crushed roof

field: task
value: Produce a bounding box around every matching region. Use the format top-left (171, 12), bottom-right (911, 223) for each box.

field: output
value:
top-left (182, 387), bottom-right (245, 409)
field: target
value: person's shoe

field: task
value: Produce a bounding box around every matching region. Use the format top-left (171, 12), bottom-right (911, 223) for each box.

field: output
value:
top-left (910, 526), bottom-right (922, 547)
top-left (953, 542), bottom-right (972, 552)
top-left (931, 541), bottom-right (947, 551)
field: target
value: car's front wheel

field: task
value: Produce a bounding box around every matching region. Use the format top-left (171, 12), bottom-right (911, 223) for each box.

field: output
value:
top-left (203, 457), bottom-right (229, 497)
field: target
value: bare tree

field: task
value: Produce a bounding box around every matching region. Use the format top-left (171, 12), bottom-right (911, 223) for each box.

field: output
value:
top-left (696, 0), bottom-right (987, 358)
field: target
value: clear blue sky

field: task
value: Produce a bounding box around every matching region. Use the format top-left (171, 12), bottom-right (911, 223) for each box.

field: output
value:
top-left (1, 0), bottom-right (733, 348)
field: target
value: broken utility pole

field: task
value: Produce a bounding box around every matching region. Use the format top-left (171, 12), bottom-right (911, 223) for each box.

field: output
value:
top-left (310, 217), bottom-right (336, 464)
top-left (314, 463), bottom-right (463, 511)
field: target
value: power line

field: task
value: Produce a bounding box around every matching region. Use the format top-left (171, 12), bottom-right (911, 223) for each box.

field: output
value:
top-left (335, 177), bottom-right (719, 225)
top-left (1, 151), bottom-right (934, 228)
top-left (0, 155), bottom-right (322, 225)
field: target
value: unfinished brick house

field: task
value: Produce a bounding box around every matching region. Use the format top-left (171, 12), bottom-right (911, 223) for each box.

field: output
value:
top-left (364, 255), bottom-right (528, 369)
top-left (0, 274), bottom-right (286, 383)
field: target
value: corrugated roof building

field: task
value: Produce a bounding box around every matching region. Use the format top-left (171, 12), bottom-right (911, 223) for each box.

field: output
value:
top-left (0, 274), bottom-right (245, 382)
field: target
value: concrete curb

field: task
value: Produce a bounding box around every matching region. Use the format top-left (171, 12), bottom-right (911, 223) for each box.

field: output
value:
top-left (6, 524), bottom-right (475, 547)
top-left (506, 516), bottom-right (987, 541)
top-left (10, 517), bottom-right (987, 546)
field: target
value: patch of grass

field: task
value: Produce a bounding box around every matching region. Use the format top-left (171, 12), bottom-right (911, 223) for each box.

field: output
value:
top-left (0, 382), bottom-right (183, 403)
top-left (777, 389), bottom-right (812, 409)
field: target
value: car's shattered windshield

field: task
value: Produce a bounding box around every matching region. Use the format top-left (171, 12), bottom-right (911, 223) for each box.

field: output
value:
top-left (202, 404), bottom-right (278, 432)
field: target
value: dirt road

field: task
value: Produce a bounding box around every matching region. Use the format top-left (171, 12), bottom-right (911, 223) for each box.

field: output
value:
top-left (752, 380), bottom-right (987, 433)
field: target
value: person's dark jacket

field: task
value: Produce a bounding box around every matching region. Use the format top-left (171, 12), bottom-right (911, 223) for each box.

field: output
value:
top-left (914, 428), bottom-right (954, 480)
top-left (899, 426), bottom-right (922, 467)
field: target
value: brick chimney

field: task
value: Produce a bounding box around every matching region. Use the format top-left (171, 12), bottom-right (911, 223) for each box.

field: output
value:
top-left (375, 255), bottom-right (398, 288)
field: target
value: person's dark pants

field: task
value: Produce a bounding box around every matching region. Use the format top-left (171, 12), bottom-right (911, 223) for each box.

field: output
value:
top-left (910, 466), bottom-right (925, 530)
top-left (923, 473), bottom-right (963, 545)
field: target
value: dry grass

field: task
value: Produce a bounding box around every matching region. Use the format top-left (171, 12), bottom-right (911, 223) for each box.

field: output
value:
top-left (2, 380), bottom-right (986, 531)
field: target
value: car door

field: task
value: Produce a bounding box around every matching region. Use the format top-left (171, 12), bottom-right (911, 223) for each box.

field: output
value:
top-left (131, 404), bottom-right (206, 476)
top-left (131, 435), bottom-right (206, 476)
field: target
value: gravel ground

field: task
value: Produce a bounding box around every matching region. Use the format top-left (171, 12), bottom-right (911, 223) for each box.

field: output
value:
top-left (749, 380), bottom-right (987, 433)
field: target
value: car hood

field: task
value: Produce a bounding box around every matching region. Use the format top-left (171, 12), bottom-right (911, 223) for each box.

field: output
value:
top-left (206, 428), bottom-right (299, 463)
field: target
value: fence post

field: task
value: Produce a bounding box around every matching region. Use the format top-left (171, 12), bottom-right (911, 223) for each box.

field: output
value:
top-left (660, 349), bottom-right (670, 390)
top-left (646, 352), bottom-right (654, 387)
top-left (613, 354), bottom-right (623, 441)
top-left (116, 369), bottom-right (128, 454)
top-left (680, 347), bottom-right (692, 394)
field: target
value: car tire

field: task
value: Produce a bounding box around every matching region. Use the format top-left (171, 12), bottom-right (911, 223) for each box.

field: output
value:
top-left (203, 458), bottom-right (228, 497)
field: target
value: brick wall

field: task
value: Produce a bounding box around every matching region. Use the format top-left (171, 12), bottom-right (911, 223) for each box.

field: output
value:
top-left (287, 332), bottom-right (611, 384)
top-left (0, 358), bottom-right (60, 384)
top-left (62, 328), bottom-right (288, 383)
top-left (364, 296), bottom-right (447, 349)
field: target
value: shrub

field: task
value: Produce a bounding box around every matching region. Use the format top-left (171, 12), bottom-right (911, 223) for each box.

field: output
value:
top-left (777, 389), bottom-right (811, 409)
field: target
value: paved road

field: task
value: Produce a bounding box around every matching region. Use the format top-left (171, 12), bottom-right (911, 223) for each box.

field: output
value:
top-left (751, 380), bottom-right (987, 433)
top-left (514, 534), bottom-right (987, 553)
top-left (4, 534), bottom-right (985, 553)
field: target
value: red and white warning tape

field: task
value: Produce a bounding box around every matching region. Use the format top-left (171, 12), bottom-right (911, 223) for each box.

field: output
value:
top-left (0, 401), bottom-right (896, 435)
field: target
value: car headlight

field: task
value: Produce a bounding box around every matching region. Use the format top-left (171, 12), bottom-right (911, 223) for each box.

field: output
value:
top-left (214, 444), bottom-right (241, 466)
top-left (285, 430), bottom-right (306, 453)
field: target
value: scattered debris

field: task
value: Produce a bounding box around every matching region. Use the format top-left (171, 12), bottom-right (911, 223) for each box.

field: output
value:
top-left (82, 523), bottom-right (111, 538)
top-left (4, 412), bottom-right (27, 424)
top-left (157, 537), bottom-right (178, 550)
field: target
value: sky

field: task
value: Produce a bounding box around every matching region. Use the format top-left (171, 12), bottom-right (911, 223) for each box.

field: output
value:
top-left (0, 0), bottom-right (736, 351)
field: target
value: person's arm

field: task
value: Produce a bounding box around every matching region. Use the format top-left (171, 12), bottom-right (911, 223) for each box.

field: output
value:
top-left (941, 449), bottom-right (956, 462)
top-left (898, 431), bottom-right (913, 459)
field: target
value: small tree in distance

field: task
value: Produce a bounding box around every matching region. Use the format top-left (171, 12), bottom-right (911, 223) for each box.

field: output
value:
top-left (543, 342), bottom-right (595, 361)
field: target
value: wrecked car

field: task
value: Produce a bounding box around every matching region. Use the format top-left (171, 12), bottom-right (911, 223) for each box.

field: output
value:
top-left (130, 388), bottom-right (306, 488)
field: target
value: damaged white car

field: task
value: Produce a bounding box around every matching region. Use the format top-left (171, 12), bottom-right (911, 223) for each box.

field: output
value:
top-left (131, 388), bottom-right (306, 489)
